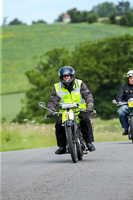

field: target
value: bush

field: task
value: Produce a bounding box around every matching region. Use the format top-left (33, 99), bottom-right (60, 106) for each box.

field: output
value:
top-left (100, 18), bottom-right (110, 24)
top-left (109, 13), bottom-right (116, 24)
top-left (119, 11), bottom-right (133, 27)
top-left (9, 18), bottom-right (26, 25)
top-left (87, 13), bottom-right (98, 23)
top-left (32, 20), bottom-right (47, 24)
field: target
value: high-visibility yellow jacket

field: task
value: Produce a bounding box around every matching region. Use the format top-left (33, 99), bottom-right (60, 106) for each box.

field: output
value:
top-left (54, 79), bottom-right (86, 112)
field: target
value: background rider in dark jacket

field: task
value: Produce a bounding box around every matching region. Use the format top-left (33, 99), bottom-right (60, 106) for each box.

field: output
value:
top-left (116, 70), bottom-right (133, 135)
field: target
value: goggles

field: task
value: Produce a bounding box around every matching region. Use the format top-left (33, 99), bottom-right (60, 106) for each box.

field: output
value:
top-left (127, 73), bottom-right (133, 77)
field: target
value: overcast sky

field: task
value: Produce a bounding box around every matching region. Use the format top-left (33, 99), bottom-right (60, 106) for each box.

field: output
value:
top-left (1, 0), bottom-right (133, 25)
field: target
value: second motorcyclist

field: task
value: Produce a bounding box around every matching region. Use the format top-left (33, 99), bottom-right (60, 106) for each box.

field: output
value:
top-left (116, 70), bottom-right (133, 135)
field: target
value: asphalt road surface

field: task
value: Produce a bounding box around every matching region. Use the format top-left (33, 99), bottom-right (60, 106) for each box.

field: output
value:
top-left (1, 141), bottom-right (133, 200)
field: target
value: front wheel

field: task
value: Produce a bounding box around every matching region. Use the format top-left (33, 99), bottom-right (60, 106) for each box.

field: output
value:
top-left (77, 138), bottom-right (83, 160)
top-left (130, 115), bottom-right (133, 143)
top-left (76, 128), bottom-right (83, 160)
top-left (66, 126), bottom-right (78, 163)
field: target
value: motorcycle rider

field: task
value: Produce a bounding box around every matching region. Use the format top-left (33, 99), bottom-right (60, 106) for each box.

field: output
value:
top-left (116, 70), bottom-right (133, 135)
top-left (47, 66), bottom-right (96, 154)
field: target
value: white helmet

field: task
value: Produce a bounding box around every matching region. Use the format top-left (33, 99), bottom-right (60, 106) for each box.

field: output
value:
top-left (127, 70), bottom-right (133, 77)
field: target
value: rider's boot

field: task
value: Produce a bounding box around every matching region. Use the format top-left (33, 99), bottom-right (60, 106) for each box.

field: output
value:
top-left (122, 128), bottom-right (128, 135)
top-left (55, 146), bottom-right (66, 155)
top-left (86, 143), bottom-right (96, 152)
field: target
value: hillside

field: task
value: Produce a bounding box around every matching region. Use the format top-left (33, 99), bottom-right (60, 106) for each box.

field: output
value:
top-left (1, 23), bottom-right (133, 122)
top-left (1, 23), bottom-right (133, 94)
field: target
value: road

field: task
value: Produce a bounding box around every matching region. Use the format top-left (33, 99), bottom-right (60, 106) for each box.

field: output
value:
top-left (1, 142), bottom-right (133, 200)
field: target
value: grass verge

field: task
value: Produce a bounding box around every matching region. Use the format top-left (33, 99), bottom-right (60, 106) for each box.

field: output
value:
top-left (0, 118), bottom-right (129, 152)
top-left (1, 123), bottom-right (56, 152)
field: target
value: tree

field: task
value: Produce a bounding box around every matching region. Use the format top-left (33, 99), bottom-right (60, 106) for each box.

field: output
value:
top-left (32, 20), bottom-right (47, 24)
top-left (14, 35), bottom-right (133, 123)
top-left (67, 8), bottom-right (82, 23)
top-left (116, 1), bottom-right (131, 15)
top-left (57, 9), bottom-right (90, 23)
top-left (91, 2), bottom-right (117, 17)
top-left (2, 17), bottom-right (8, 26)
top-left (80, 11), bottom-right (89, 22)
top-left (55, 14), bottom-right (63, 22)
top-left (86, 13), bottom-right (98, 23)
top-left (119, 11), bottom-right (133, 27)
top-left (8, 18), bottom-right (26, 25)
top-left (109, 12), bottom-right (116, 24)
top-left (71, 35), bottom-right (133, 119)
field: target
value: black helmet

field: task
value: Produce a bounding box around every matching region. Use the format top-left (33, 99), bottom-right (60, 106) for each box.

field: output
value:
top-left (58, 66), bottom-right (75, 89)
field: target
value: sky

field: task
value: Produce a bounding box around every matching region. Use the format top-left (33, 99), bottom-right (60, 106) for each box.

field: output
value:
top-left (1, 0), bottom-right (133, 25)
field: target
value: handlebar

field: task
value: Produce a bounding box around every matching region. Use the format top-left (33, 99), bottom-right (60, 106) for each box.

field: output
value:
top-left (39, 102), bottom-right (61, 115)
top-left (59, 103), bottom-right (96, 114)
top-left (112, 99), bottom-right (127, 106)
top-left (39, 102), bottom-right (96, 120)
top-left (74, 109), bottom-right (96, 114)
top-left (59, 103), bottom-right (79, 110)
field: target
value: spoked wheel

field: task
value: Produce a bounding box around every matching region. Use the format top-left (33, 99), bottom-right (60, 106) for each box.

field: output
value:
top-left (66, 126), bottom-right (78, 163)
top-left (76, 128), bottom-right (83, 160)
top-left (77, 138), bottom-right (83, 160)
top-left (130, 115), bottom-right (133, 143)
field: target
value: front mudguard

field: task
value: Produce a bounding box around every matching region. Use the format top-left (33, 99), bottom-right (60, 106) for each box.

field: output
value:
top-left (65, 120), bottom-right (73, 127)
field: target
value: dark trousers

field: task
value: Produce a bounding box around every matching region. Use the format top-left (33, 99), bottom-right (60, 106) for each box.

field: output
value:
top-left (55, 112), bottom-right (94, 147)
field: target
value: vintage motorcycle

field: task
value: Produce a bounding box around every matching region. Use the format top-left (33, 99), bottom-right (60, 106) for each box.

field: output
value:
top-left (112, 98), bottom-right (133, 143)
top-left (39, 102), bottom-right (96, 163)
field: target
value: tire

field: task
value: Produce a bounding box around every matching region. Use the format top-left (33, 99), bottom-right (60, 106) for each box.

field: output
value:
top-left (66, 126), bottom-right (78, 163)
top-left (76, 128), bottom-right (83, 160)
top-left (130, 116), bottom-right (133, 143)
top-left (77, 138), bottom-right (83, 160)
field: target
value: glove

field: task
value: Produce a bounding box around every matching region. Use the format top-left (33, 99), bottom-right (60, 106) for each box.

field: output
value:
top-left (86, 103), bottom-right (94, 112)
top-left (46, 111), bottom-right (54, 118)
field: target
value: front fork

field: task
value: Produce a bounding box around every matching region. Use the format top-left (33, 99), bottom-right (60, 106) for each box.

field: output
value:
top-left (65, 120), bottom-right (76, 152)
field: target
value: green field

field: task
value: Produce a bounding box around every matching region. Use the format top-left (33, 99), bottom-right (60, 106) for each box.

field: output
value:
top-left (1, 93), bottom-right (25, 121)
top-left (1, 23), bottom-right (133, 121)
top-left (1, 23), bottom-right (133, 94)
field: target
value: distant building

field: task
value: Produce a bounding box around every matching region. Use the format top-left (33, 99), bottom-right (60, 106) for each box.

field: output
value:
top-left (62, 13), bottom-right (71, 23)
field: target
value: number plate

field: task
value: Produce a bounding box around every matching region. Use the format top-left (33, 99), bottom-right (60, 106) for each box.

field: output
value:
top-left (128, 102), bottom-right (133, 108)
top-left (62, 111), bottom-right (74, 123)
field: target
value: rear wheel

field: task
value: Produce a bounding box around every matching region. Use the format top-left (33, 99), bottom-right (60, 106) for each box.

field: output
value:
top-left (66, 126), bottom-right (78, 163)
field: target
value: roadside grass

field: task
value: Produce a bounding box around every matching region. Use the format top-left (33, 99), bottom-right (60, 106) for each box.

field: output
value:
top-left (1, 123), bottom-right (56, 152)
top-left (1, 118), bottom-right (129, 152)
top-left (93, 118), bottom-right (127, 142)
